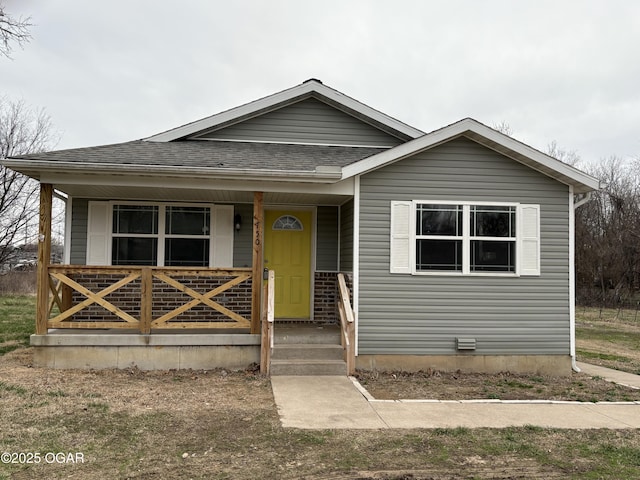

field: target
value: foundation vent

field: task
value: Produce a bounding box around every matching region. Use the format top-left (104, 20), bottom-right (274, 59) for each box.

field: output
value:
top-left (456, 338), bottom-right (476, 351)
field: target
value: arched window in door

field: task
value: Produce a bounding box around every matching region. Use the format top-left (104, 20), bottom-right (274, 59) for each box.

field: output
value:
top-left (272, 215), bottom-right (303, 231)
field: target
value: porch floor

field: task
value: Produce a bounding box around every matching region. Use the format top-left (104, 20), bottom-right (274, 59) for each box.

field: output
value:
top-left (43, 328), bottom-right (251, 335)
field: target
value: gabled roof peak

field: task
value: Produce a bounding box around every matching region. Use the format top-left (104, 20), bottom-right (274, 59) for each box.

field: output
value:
top-left (145, 80), bottom-right (424, 143)
top-left (341, 117), bottom-right (599, 193)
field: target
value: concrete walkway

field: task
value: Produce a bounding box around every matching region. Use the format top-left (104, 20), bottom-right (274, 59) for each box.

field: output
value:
top-left (270, 365), bottom-right (640, 430)
top-left (576, 362), bottom-right (640, 389)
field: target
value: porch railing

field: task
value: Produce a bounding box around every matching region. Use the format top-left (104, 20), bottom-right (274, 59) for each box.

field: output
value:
top-left (337, 273), bottom-right (356, 375)
top-left (45, 265), bottom-right (253, 333)
top-left (260, 269), bottom-right (275, 375)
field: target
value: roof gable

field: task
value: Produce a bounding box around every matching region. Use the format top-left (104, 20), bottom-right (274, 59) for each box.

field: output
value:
top-left (145, 79), bottom-right (424, 143)
top-left (192, 97), bottom-right (405, 147)
top-left (343, 118), bottom-right (599, 194)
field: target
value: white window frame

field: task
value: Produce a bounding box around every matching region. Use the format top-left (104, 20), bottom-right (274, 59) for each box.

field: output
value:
top-left (92, 200), bottom-right (234, 268)
top-left (409, 200), bottom-right (533, 277)
top-left (111, 204), bottom-right (161, 265)
top-left (468, 204), bottom-right (517, 274)
top-left (107, 201), bottom-right (216, 267)
top-left (414, 203), bottom-right (464, 273)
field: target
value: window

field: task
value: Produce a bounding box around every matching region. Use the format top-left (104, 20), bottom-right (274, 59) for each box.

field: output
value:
top-left (164, 206), bottom-right (210, 266)
top-left (112, 205), bottom-right (159, 265)
top-left (469, 205), bottom-right (516, 272)
top-left (416, 204), bottom-right (463, 271)
top-left (273, 215), bottom-right (303, 231)
top-left (390, 201), bottom-right (540, 276)
top-left (111, 204), bottom-right (211, 267)
top-left (87, 202), bottom-right (234, 267)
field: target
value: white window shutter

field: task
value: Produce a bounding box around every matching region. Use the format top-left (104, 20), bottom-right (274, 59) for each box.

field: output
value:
top-left (519, 204), bottom-right (540, 276)
top-left (86, 202), bottom-right (109, 265)
top-left (212, 205), bottom-right (234, 267)
top-left (390, 201), bottom-right (412, 274)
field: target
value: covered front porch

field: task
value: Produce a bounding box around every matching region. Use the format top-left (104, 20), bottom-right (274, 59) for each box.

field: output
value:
top-left (33, 184), bottom-right (355, 373)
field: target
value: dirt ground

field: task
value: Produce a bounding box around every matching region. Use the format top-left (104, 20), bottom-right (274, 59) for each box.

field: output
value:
top-left (1, 348), bottom-right (640, 479)
top-left (356, 368), bottom-right (640, 402)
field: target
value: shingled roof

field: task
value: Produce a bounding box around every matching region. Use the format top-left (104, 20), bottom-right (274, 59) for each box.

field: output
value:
top-left (12, 139), bottom-right (386, 173)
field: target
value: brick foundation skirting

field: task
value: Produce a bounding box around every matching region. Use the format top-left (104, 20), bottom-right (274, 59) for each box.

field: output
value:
top-left (313, 271), bottom-right (352, 324)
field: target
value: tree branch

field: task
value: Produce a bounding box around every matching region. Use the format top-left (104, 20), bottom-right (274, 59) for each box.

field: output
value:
top-left (0, 6), bottom-right (32, 58)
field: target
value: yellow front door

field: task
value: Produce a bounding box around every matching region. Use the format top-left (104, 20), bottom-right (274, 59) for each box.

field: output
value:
top-left (264, 210), bottom-right (312, 319)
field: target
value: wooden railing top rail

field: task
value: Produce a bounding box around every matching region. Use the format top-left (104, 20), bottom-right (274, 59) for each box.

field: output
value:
top-left (267, 270), bottom-right (275, 349)
top-left (337, 273), bottom-right (354, 325)
top-left (337, 273), bottom-right (355, 375)
top-left (260, 270), bottom-right (275, 375)
top-left (48, 265), bottom-right (252, 275)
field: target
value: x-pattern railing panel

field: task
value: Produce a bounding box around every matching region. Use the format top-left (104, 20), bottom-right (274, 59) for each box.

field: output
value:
top-left (44, 266), bottom-right (253, 331)
top-left (151, 272), bottom-right (251, 327)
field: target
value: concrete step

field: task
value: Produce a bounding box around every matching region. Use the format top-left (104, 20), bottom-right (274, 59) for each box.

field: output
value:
top-left (272, 344), bottom-right (344, 361)
top-left (274, 325), bottom-right (341, 345)
top-left (270, 324), bottom-right (345, 376)
top-left (270, 359), bottom-right (347, 376)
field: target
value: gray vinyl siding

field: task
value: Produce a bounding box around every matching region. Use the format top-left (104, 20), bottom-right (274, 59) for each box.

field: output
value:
top-left (316, 206), bottom-right (339, 271)
top-left (340, 199), bottom-right (354, 271)
top-left (232, 203), bottom-right (253, 268)
top-left (357, 136), bottom-right (570, 356)
top-left (198, 98), bottom-right (403, 147)
top-left (70, 198), bottom-right (88, 264)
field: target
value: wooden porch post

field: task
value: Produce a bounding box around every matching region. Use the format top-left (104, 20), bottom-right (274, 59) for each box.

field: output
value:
top-left (140, 267), bottom-right (153, 334)
top-left (36, 183), bottom-right (53, 335)
top-left (251, 192), bottom-right (264, 334)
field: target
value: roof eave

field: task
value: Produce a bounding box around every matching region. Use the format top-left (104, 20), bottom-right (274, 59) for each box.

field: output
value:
top-left (1, 159), bottom-right (343, 184)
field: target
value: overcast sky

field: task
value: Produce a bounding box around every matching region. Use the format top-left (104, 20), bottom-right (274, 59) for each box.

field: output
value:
top-left (3, 0), bottom-right (639, 165)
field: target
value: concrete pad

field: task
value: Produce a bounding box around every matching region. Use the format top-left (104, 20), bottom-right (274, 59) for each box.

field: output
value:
top-left (270, 376), bottom-right (387, 429)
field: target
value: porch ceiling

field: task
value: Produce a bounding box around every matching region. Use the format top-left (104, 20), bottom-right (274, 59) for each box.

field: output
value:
top-left (52, 182), bottom-right (352, 206)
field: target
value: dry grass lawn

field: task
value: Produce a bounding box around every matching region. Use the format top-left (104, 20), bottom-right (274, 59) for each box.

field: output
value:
top-left (1, 299), bottom-right (639, 479)
top-left (1, 347), bottom-right (640, 479)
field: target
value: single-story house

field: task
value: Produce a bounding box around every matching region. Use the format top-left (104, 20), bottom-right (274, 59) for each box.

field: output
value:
top-left (3, 79), bottom-right (599, 375)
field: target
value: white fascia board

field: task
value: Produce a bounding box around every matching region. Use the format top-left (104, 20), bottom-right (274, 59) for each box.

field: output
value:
top-left (463, 121), bottom-right (600, 192)
top-left (5, 159), bottom-right (342, 183)
top-left (39, 172), bottom-right (355, 196)
top-left (144, 80), bottom-right (424, 142)
top-left (341, 118), bottom-right (600, 193)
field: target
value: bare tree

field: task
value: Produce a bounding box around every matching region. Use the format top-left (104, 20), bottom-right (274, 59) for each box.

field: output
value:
top-left (575, 156), bottom-right (640, 306)
top-left (0, 4), bottom-right (32, 58)
top-left (547, 140), bottom-right (581, 166)
top-left (492, 122), bottom-right (582, 169)
top-left (0, 97), bottom-right (55, 266)
top-left (492, 121), bottom-right (514, 137)
top-left (488, 121), bottom-right (640, 307)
